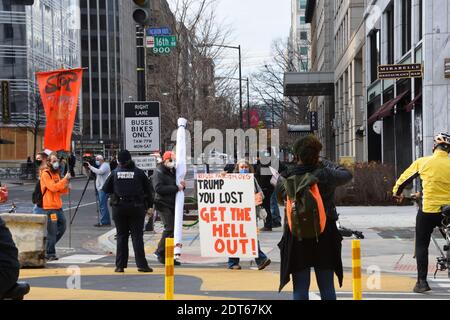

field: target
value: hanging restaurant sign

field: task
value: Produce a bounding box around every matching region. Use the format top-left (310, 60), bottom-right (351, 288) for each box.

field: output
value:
top-left (378, 63), bottom-right (423, 80)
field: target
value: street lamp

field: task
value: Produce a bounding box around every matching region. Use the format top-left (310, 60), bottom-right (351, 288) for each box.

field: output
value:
top-left (201, 44), bottom-right (243, 128)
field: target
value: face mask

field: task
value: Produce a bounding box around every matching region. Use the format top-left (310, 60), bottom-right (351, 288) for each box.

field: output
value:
top-left (239, 169), bottom-right (249, 174)
top-left (35, 160), bottom-right (42, 167)
top-left (52, 162), bottom-right (60, 170)
top-left (165, 162), bottom-right (175, 169)
top-left (95, 161), bottom-right (100, 166)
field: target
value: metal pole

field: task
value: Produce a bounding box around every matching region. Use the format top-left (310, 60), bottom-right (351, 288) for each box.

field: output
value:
top-left (246, 78), bottom-right (250, 128)
top-left (238, 45), bottom-right (243, 128)
top-left (394, 108), bottom-right (398, 179)
top-left (352, 240), bottom-right (363, 300)
top-left (272, 99), bottom-right (275, 129)
top-left (165, 238), bottom-right (175, 300)
top-left (136, 25), bottom-right (146, 101)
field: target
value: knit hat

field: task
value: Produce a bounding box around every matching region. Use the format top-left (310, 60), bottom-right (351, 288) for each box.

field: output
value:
top-left (163, 151), bottom-right (175, 162)
top-left (118, 150), bottom-right (132, 164)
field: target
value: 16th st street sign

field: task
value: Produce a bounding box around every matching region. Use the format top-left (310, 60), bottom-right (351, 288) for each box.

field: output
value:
top-left (147, 35), bottom-right (177, 54)
top-left (124, 102), bottom-right (161, 153)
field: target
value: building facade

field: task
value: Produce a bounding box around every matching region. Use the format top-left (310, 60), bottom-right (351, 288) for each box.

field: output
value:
top-left (333, 0), bottom-right (366, 163)
top-left (79, 0), bottom-right (137, 155)
top-left (0, 0), bottom-right (81, 162)
top-left (290, 0), bottom-right (311, 72)
top-left (365, 0), bottom-right (450, 176)
top-left (305, 0), bottom-right (336, 160)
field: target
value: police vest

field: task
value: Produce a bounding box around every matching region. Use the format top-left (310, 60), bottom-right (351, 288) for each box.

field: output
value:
top-left (112, 168), bottom-right (145, 204)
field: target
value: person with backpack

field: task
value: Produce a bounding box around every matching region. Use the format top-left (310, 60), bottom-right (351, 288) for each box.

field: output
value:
top-left (32, 151), bottom-right (50, 215)
top-left (40, 152), bottom-right (71, 261)
top-left (276, 135), bottom-right (352, 300)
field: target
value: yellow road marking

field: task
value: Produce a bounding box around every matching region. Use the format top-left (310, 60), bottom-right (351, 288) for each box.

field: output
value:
top-left (19, 267), bottom-right (417, 295)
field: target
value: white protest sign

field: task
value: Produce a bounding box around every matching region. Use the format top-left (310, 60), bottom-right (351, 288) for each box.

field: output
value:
top-left (133, 155), bottom-right (157, 171)
top-left (124, 102), bottom-right (160, 152)
top-left (197, 173), bottom-right (258, 258)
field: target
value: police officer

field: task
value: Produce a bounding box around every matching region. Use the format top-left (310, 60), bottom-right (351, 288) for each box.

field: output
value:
top-left (102, 150), bottom-right (152, 273)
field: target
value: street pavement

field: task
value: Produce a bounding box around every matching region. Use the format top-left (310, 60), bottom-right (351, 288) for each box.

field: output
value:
top-left (2, 169), bottom-right (450, 300)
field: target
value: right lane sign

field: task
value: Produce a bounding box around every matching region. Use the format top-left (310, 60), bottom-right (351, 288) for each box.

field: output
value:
top-left (124, 102), bottom-right (161, 153)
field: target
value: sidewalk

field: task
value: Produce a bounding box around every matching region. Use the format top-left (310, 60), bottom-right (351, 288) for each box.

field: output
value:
top-left (97, 205), bottom-right (431, 275)
top-left (1, 174), bottom-right (88, 188)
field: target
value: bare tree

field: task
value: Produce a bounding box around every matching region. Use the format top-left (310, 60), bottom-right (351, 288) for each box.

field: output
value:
top-left (251, 39), bottom-right (310, 121)
top-left (147, 0), bottom-right (239, 148)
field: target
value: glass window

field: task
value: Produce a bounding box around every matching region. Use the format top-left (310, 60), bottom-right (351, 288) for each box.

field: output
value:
top-left (299, 0), bottom-right (307, 9)
top-left (401, 0), bottom-right (412, 55)
top-left (386, 5), bottom-right (395, 64)
top-left (3, 24), bottom-right (14, 38)
top-left (418, 0), bottom-right (423, 40)
top-left (370, 29), bottom-right (380, 83)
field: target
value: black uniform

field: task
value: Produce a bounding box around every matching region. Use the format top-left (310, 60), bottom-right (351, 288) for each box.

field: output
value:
top-left (152, 164), bottom-right (178, 259)
top-left (0, 217), bottom-right (20, 296)
top-left (102, 161), bottom-right (151, 270)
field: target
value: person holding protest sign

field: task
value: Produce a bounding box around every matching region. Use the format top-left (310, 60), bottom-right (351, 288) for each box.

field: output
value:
top-left (152, 151), bottom-right (185, 265)
top-left (276, 135), bottom-right (352, 300)
top-left (226, 159), bottom-right (272, 271)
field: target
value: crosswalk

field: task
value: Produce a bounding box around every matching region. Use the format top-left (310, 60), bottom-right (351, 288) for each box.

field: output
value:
top-left (46, 254), bottom-right (109, 265)
top-left (430, 278), bottom-right (450, 290)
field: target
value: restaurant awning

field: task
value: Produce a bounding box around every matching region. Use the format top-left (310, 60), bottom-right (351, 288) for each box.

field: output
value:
top-left (404, 92), bottom-right (422, 112)
top-left (367, 91), bottom-right (409, 124)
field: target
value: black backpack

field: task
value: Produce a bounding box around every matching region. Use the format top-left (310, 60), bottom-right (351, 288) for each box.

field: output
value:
top-left (32, 173), bottom-right (50, 208)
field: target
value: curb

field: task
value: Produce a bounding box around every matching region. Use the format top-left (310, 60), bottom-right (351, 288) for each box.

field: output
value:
top-left (98, 228), bottom-right (117, 254)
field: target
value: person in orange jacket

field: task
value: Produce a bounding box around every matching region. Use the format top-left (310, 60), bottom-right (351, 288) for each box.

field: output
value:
top-left (40, 153), bottom-right (71, 261)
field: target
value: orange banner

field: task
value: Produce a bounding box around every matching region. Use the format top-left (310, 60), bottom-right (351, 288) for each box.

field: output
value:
top-left (36, 68), bottom-right (83, 152)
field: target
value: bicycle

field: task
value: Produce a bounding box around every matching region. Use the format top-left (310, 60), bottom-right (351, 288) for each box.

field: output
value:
top-left (433, 205), bottom-right (450, 278)
top-left (403, 195), bottom-right (450, 278)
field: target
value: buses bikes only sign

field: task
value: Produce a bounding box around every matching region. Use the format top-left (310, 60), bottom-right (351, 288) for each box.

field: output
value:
top-left (124, 102), bottom-right (161, 153)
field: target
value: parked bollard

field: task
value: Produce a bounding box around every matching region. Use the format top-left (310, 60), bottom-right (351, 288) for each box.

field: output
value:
top-left (352, 240), bottom-right (362, 300)
top-left (165, 238), bottom-right (175, 300)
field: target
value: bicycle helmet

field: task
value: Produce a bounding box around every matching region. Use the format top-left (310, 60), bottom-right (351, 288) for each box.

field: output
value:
top-left (434, 133), bottom-right (450, 146)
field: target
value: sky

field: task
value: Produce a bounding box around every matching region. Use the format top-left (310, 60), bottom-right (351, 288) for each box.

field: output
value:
top-left (215, 0), bottom-right (291, 76)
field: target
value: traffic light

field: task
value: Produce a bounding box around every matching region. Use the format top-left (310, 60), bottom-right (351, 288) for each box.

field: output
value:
top-left (133, 0), bottom-right (151, 25)
top-left (11, 0), bottom-right (34, 5)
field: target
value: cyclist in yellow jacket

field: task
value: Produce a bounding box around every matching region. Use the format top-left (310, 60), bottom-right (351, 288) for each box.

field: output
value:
top-left (393, 133), bottom-right (450, 293)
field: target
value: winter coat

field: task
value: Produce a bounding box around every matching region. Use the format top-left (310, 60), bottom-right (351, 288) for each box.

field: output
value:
top-left (152, 164), bottom-right (179, 210)
top-left (40, 168), bottom-right (69, 210)
top-left (276, 159), bottom-right (353, 292)
top-left (0, 217), bottom-right (19, 270)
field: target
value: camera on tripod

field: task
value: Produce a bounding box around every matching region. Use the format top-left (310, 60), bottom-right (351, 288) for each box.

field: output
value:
top-left (82, 153), bottom-right (96, 178)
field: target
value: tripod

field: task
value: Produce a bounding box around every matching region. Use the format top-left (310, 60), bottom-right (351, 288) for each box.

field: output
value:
top-left (70, 174), bottom-right (99, 225)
